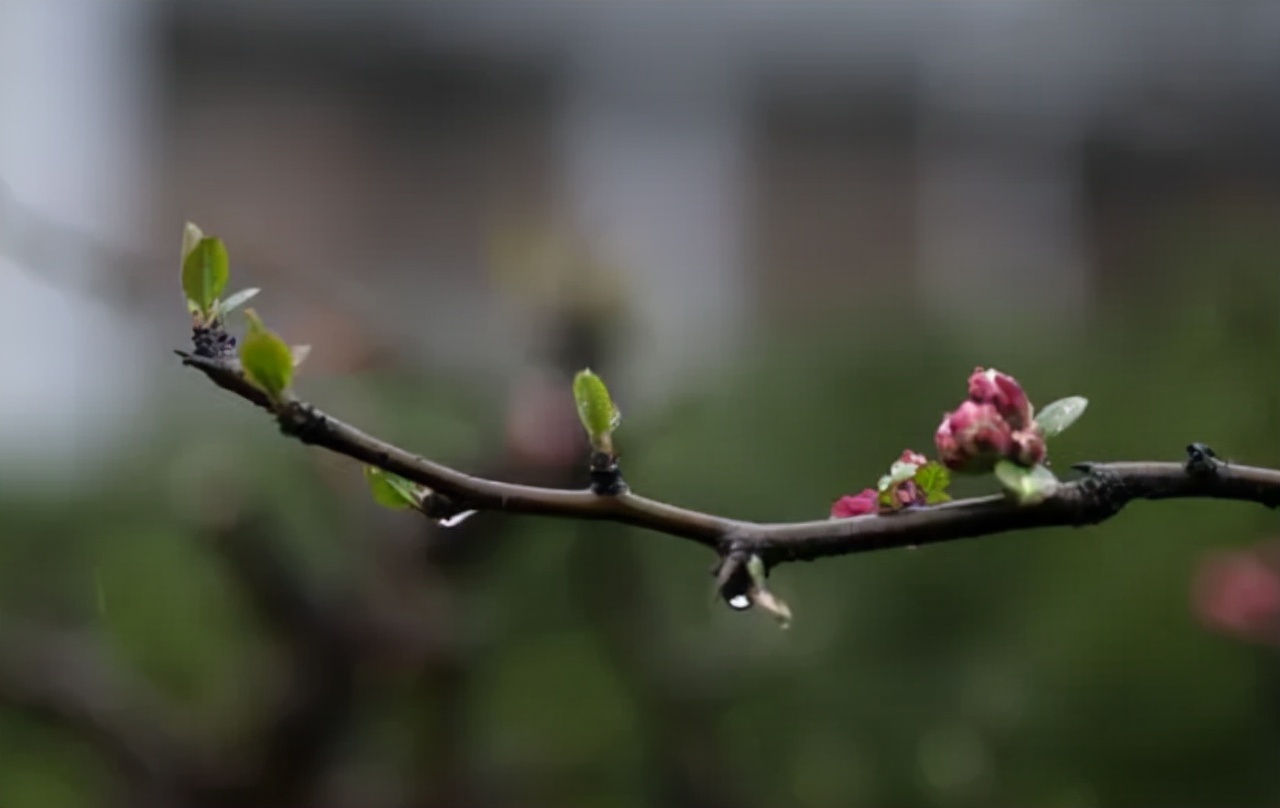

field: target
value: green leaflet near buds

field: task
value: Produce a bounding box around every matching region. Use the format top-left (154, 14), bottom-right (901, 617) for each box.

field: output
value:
top-left (877, 460), bottom-right (920, 495)
top-left (745, 554), bottom-right (792, 629)
top-left (364, 466), bottom-right (421, 510)
top-left (1034, 396), bottom-right (1089, 439)
top-left (994, 460), bottom-right (1060, 505)
top-left (212, 287), bottom-right (260, 320)
top-left (181, 225), bottom-right (229, 320)
top-left (877, 459), bottom-right (920, 508)
top-left (238, 309), bottom-right (294, 399)
top-left (181, 222), bottom-right (204, 264)
top-left (915, 461), bottom-right (952, 504)
top-left (572, 369), bottom-right (621, 453)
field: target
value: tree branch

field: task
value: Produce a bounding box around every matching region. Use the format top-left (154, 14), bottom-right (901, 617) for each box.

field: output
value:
top-left (0, 619), bottom-right (200, 805)
top-left (180, 352), bottom-right (1280, 575)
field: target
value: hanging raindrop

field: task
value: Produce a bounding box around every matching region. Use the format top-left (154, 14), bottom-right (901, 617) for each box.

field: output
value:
top-left (727, 594), bottom-right (752, 610)
top-left (437, 510), bottom-right (478, 528)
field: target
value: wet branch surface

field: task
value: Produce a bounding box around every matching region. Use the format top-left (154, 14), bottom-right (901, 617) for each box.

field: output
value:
top-left (179, 351), bottom-right (1280, 583)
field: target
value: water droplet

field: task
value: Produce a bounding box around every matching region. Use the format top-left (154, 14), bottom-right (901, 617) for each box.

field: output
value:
top-left (437, 510), bottom-right (478, 528)
top-left (727, 594), bottom-right (752, 610)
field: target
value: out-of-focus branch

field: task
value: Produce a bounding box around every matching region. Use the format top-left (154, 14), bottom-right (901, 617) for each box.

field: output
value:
top-left (180, 351), bottom-right (1280, 581)
top-left (0, 619), bottom-right (200, 805)
top-left (205, 515), bottom-right (357, 808)
top-left (570, 530), bottom-right (744, 808)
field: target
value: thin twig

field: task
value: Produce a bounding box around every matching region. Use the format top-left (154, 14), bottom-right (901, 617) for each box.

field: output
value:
top-left (179, 352), bottom-right (1280, 575)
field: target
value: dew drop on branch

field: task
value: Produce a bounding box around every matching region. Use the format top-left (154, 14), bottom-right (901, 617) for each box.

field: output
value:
top-left (437, 510), bottom-right (477, 528)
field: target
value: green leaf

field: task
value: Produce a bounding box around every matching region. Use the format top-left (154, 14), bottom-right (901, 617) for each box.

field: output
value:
top-left (238, 309), bottom-right (294, 398)
top-left (572, 369), bottom-right (621, 450)
top-left (1035, 396), bottom-right (1088, 439)
top-left (745, 554), bottom-right (791, 629)
top-left (181, 221), bottom-right (204, 264)
top-left (877, 460), bottom-right (920, 493)
top-left (181, 231), bottom-right (230, 316)
top-left (212, 287), bottom-right (260, 319)
top-left (364, 466), bottom-right (420, 510)
top-left (994, 460), bottom-right (1060, 505)
top-left (877, 459), bottom-right (921, 508)
top-left (915, 461), bottom-right (952, 504)
top-left (181, 222), bottom-right (205, 316)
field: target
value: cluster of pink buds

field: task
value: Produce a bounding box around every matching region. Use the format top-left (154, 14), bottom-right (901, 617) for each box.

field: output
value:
top-left (935, 368), bottom-right (1046, 473)
top-left (830, 450), bottom-right (934, 518)
top-left (831, 366), bottom-right (1083, 518)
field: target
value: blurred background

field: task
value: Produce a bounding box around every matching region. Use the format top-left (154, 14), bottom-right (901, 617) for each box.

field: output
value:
top-left (3, 3), bottom-right (1280, 807)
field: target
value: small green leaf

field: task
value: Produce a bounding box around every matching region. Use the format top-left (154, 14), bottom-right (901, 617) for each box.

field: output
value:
top-left (1035, 396), bottom-right (1088, 439)
top-left (916, 461), bottom-right (952, 504)
top-left (877, 459), bottom-right (921, 508)
top-left (753, 587), bottom-right (793, 629)
top-left (745, 554), bottom-right (791, 629)
top-left (290, 344), bottom-right (312, 368)
top-left (877, 460), bottom-right (920, 493)
top-left (994, 460), bottom-right (1060, 505)
top-left (364, 466), bottom-right (420, 510)
top-left (213, 287), bottom-right (260, 319)
top-left (573, 369), bottom-right (621, 450)
top-left (181, 222), bottom-right (205, 315)
top-left (181, 222), bottom-right (204, 264)
top-left (181, 231), bottom-right (230, 316)
top-left (239, 309), bottom-right (294, 398)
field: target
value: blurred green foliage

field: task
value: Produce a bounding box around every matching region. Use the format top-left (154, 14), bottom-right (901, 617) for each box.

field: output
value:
top-left (3, 221), bottom-right (1280, 807)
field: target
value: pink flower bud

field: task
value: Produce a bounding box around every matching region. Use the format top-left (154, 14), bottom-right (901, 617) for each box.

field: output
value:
top-left (898, 449), bottom-right (929, 467)
top-left (894, 480), bottom-right (925, 508)
top-left (831, 488), bottom-right (879, 519)
top-left (878, 449), bottom-right (930, 509)
top-left (968, 367), bottom-right (1033, 430)
top-left (1010, 429), bottom-right (1047, 467)
top-left (1193, 549), bottom-right (1280, 646)
top-left (935, 401), bottom-right (1013, 472)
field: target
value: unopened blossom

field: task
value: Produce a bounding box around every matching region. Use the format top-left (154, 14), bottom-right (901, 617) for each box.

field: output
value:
top-left (831, 489), bottom-right (878, 519)
top-left (968, 367), bottom-right (1033, 430)
top-left (1010, 428), bottom-right (1047, 467)
top-left (898, 449), bottom-right (928, 467)
top-left (937, 367), bottom-right (1053, 472)
top-left (935, 401), bottom-right (1013, 472)
top-left (885, 449), bottom-right (930, 509)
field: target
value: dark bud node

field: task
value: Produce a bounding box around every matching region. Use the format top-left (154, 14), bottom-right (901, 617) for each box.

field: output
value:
top-left (588, 450), bottom-right (625, 495)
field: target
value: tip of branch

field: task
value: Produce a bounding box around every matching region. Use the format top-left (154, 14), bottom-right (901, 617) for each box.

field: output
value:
top-left (177, 348), bottom-right (274, 410)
